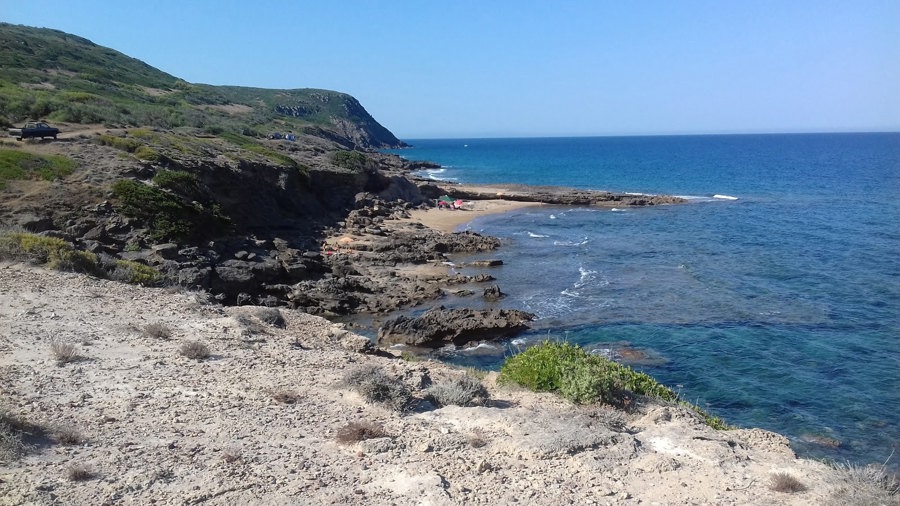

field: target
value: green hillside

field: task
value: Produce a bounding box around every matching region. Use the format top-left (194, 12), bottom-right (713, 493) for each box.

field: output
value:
top-left (0, 23), bottom-right (403, 148)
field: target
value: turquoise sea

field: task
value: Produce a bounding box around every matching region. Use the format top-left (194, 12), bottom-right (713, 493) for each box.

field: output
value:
top-left (386, 133), bottom-right (900, 469)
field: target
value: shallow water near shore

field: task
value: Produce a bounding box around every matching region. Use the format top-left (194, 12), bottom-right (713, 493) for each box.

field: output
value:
top-left (387, 133), bottom-right (900, 469)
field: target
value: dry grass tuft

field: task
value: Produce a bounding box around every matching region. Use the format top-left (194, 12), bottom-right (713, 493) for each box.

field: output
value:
top-left (343, 366), bottom-right (412, 412)
top-left (53, 426), bottom-right (85, 446)
top-left (179, 340), bottom-right (210, 360)
top-left (50, 339), bottom-right (80, 365)
top-left (0, 412), bottom-right (27, 463)
top-left (65, 463), bottom-right (94, 481)
top-left (467, 429), bottom-right (489, 448)
top-left (425, 375), bottom-right (489, 407)
top-left (336, 421), bottom-right (388, 444)
top-left (827, 459), bottom-right (899, 505)
top-left (254, 307), bottom-right (285, 327)
top-left (221, 448), bottom-right (241, 463)
top-left (770, 472), bottom-right (808, 493)
top-left (270, 389), bottom-right (301, 404)
top-left (142, 322), bottom-right (172, 339)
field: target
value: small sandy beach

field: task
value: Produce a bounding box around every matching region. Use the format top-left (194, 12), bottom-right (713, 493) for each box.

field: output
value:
top-left (404, 199), bottom-right (541, 233)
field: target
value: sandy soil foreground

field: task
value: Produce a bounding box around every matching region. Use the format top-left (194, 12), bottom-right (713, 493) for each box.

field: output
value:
top-left (3, 261), bottom-right (891, 505)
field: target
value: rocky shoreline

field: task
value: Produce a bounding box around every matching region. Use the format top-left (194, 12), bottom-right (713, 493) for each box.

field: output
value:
top-left (1, 263), bottom-right (882, 505)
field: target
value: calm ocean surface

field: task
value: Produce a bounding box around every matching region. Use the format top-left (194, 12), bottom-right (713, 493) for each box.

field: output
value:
top-left (386, 133), bottom-right (900, 468)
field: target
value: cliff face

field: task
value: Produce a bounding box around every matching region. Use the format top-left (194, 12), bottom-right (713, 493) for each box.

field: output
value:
top-left (273, 92), bottom-right (407, 149)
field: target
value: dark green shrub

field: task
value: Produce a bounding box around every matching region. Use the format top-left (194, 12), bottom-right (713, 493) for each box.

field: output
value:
top-left (111, 179), bottom-right (229, 242)
top-left (332, 150), bottom-right (370, 171)
top-left (152, 169), bottom-right (201, 196)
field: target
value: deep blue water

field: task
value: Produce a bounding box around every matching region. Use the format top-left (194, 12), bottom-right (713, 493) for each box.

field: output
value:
top-left (386, 133), bottom-right (900, 468)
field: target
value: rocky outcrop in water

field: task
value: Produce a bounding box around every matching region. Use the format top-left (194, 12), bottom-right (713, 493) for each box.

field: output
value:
top-left (376, 306), bottom-right (536, 348)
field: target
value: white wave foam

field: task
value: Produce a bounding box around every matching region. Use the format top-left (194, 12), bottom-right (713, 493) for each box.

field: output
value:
top-left (461, 343), bottom-right (498, 352)
top-left (713, 194), bottom-right (739, 200)
top-left (575, 266), bottom-right (598, 287)
top-left (610, 208), bottom-right (626, 212)
top-left (549, 214), bottom-right (557, 220)
top-left (527, 231), bottom-right (549, 238)
top-left (553, 237), bottom-right (590, 247)
top-left (415, 167), bottom-right (459, 182)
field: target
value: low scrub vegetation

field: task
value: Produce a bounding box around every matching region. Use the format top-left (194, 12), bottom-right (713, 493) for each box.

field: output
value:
top-left (828, 460), bottom-right (899, 505)
top-left (0, 230), bottom-right (101, 275)
top-left (425, 375), bottom-right (489, 407)
top-left (0, 149), bottom-right (77, 190)
top-left (65, 463), bottom-right (94, 482)
top-left (0, 412), bottom-right (28, 463)
top-left (770, 472), bottom-right (808, 493)
top-left (332, 150), bottom-right (370, 171)
top-left (335, 421), bottom-right (388, 444)
top-left (50, 339), bottom-right (80, 365)
top-left (142, 323), bottom-right (172, 339)
top-left (269, 389), bottom-right (301, 404)
top-left (108, 259), bottom-right (160, 285)
top-left (0, 230), bottom-right (160, 284)
top-left (254, 307), bottom-right (285, 327)
top-left (53, 426), bottom-right (85, 446)
top-left (499, 341), bottom-right (729, 429)
top-left (218, 132), bottom-right (299, 168)
top-left (179, 341), bottom-right (210, 360)
top-left (343, 366), bottom-right (412, 412)
top-left (111, 179), bottom-right (230, 242)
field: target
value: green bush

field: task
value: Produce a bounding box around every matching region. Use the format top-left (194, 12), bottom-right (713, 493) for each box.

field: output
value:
top-left (0, 231), bottom-right (101, 275)
top-left (111, 259), bottom-right (160, 285)
top-left (499, 341), bottom-right (729, 429)
top-left (133, 145), bottom-right (160, 161)
top-left (96, 134), bottom-right (142, 153)
top-left (111, 179), bottom-right (229, 242)
top-left (333, 150), bottom-right (370, 171)
top-left (0, 149), bottom-right (76, 190)
top-left (218, 131), bottom-right (299, 168)
top-left (152, 169), bottom-right (200, 195)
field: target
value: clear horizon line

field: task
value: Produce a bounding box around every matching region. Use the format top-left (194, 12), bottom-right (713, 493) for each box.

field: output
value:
top-left (395, 129), bottom-right (900, 141)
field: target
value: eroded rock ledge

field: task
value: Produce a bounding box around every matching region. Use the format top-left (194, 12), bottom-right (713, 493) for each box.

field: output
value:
top-left (376, 307), bottom-right (537, 348)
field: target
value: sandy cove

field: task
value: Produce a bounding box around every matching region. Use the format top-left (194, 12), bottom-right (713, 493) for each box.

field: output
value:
top-left (402, 199), bottom-right (541, 233)
top-left (1, 259), bottom-right (884, 505)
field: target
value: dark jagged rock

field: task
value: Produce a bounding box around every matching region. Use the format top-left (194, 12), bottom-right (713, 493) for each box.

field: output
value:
top-left (376, 306), bottom-right (535, 348)
top-left (483, 285), bottom-right (505, 301)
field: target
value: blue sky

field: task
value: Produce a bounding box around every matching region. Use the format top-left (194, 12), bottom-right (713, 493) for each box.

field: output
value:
top-left (3, 1), bottom-right (898, 138)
